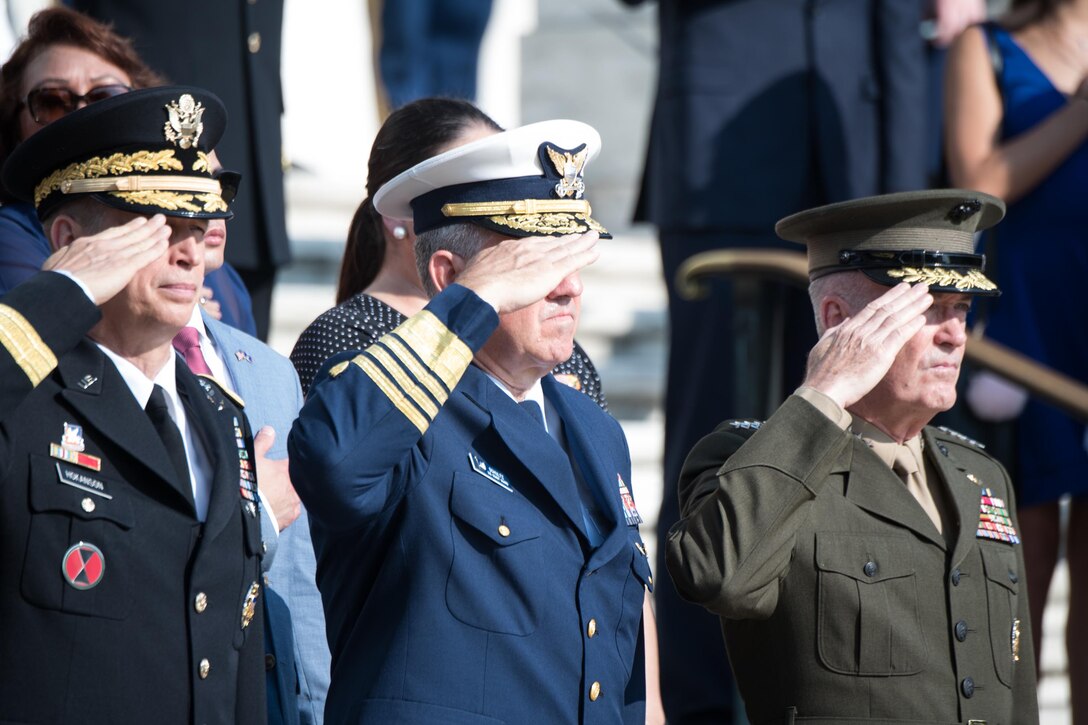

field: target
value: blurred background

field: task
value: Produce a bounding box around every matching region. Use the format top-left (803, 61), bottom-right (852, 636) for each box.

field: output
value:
top-left (0, 0), bottom-right (1073, 720)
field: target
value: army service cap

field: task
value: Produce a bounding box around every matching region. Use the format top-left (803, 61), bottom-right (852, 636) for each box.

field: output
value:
top-left (374, 119), bottom-right (610, 239)
top-left (775, 189), bottom-right (1005, 296)
top-left (3, 86), bottom-right (232, 221)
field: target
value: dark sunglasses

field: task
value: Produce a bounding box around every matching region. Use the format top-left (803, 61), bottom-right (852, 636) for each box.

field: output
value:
top-left (23, 83), bottom-right (132, 125)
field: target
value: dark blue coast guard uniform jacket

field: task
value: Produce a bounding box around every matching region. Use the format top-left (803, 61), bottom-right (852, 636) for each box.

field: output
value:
top-left (290, 284), bottom-right (651, 724)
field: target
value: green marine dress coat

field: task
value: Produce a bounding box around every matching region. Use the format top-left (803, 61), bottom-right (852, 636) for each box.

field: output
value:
top-left (667, 395), bottom-right (1038, 725)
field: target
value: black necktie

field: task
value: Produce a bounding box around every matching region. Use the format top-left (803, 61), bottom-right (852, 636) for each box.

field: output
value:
top-left (145, 384), bottom-right (192, 485)
top-left (520, 400), bottom-right (545, 429)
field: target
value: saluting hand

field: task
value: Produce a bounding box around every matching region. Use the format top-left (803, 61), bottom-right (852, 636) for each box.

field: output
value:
top-left (42, 214), bottom-right (171, 305)
top-left (454, 232), bottom-right (600, 313)
top-left (802, 282), bottom-right (932, 409)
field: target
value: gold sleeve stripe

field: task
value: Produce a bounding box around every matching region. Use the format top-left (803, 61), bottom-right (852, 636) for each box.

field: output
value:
top-left (365, 344), bottom-right (440, 421)
top-left (382, 335), bottom-right (449, 406)
top-left (0, 304), bottom-right (57, 386)
top-left (394, 310), bottom-right (473, 392)
top-left (353, 354), bottom-right (429, 434)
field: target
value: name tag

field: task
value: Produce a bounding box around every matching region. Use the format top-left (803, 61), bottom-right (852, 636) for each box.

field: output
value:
top-left (56, 462), bottom-right (113, 499)
top-left (468, 451), bottom-right (513, 493)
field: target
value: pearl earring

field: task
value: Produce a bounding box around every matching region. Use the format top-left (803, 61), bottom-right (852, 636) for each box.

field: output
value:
top-left (392, 225), bottom-right (407, 240)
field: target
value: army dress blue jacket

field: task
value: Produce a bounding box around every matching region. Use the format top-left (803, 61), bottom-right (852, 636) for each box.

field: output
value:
top-left (0, 273), bottom-right (266, 724)
top-left (290, 284), bottom-right (651, 725)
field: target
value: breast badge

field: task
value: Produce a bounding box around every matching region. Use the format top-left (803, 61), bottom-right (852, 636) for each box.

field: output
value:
top-left (62, 541), bottom-right (105, 590)
top-left (50, 422), bottom-right (102, 471)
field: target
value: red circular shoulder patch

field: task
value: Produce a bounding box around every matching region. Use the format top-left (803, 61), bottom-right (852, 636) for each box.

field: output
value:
top-left (62, 542), bottom-right (105, 590)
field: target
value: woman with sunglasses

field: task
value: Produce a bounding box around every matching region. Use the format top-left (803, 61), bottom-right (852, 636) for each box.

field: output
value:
top-left (289, 97), bottom-right (610, 411)
top-left (0, 7), bottom-right (257, 336)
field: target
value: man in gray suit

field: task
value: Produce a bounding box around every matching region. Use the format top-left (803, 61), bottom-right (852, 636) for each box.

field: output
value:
top-left (174, 214), bottom-right (331, 724)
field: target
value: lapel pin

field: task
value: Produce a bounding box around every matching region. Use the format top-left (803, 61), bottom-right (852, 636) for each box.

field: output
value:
top-left (235, 350), bottom-right (253, 363)
top-left (78, 374), bottom-right (97, 390)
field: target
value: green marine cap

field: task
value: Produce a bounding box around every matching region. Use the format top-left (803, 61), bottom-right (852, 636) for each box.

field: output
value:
top-left (775, 189), bottom-right (1005, 296)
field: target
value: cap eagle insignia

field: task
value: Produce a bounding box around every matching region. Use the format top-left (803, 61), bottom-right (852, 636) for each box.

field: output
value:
top-left (545, 144), bottom-right (588, 199)
top-left (163, 94), bottom-right (205, 149)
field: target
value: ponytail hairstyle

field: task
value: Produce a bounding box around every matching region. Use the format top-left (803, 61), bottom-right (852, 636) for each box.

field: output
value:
top-left (336, 97), bottom-right (502, 303)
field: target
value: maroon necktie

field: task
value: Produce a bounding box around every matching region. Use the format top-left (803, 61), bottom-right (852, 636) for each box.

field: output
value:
top-left (172, 326), bottom-right (213, 376)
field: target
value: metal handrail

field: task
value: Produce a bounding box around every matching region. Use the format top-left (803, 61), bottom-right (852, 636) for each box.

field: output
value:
top-left (678, 248), bottom-right (1088, 421)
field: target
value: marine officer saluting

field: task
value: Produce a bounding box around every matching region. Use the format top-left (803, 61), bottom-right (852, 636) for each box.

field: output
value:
top-left (0, 87), bottom-right (265, 724)
top-left (667, 190), bottom-right (1038, 724)
top-left (290, 120), bottom-right (658, 723)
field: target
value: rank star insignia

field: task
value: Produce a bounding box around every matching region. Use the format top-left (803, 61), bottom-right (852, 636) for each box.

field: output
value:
top-left (545, 143), bottom-right (588, 199)
top-left (164, 93), bottom-right (205, 149)
top-left (240, 581), bottom-right (260, 629)
top-left (62, 541), bottom-right (105, 590)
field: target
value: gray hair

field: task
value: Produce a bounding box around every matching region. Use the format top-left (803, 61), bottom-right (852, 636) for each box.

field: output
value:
top-left (415, 222), bottom-right (495, 296)
top-left (807, 271), bottom-right (877, 335)
top-left (42, 198), bottom-right (114, 243)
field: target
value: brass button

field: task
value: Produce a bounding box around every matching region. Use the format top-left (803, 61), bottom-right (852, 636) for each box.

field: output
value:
top-left (194, 592), bottom-right (208, 614)
top-left (587, 618), bottom-right (597, 638)
top-left (498, 524), bottom-right (511, 538)
top-left (648, 575), bottom-right (653, 586)
top-left (247, 32), bottom-right (261, 53)
top-left (589, 681), bottom-right (601, 701)
top-left (81, 497), bottom-right (96, 513)
top-left (198, 658), bottom-right (210, 679)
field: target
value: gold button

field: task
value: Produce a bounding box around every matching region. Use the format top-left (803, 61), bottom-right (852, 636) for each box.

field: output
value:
top-left (587, 618), bottom-right (597, 638)
top-left (589, 681), bottom-right (601, 701)
top-left (194, 592), bottom-right (208, 614)
top-left (81, 497), bottom-right (96, 513)
top-left (198, 658), bottom-right (210, 679)
top-left (498, 524), bottom-right (511, 538)
top-left (648, 575), bottom-right (653, 585)
top-left (247, 32), bottom-right (261, 53)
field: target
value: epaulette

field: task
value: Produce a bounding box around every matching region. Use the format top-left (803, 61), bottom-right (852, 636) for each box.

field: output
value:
top-left (196, 374), bottom-right (245, 410)
top-left (728, 420), bottom-right (763, 431)
top-left (936, 425), bottom-right (984, 449)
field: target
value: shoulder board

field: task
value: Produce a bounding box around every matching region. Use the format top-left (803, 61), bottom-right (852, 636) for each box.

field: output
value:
top-left (196, 374), bottom-right (245, 410)
top-left (936, 425), bottom-right (984, 449)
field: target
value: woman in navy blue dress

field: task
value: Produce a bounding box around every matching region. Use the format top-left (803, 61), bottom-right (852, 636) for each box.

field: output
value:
top-left (946, 1), bottom-right (1088, 718)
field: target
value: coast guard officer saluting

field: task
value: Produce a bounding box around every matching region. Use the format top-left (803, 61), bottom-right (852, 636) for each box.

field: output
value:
top-left (290, 121), bottom-right (658, 723)
top-left (0, 87), bottom-right (265, 723)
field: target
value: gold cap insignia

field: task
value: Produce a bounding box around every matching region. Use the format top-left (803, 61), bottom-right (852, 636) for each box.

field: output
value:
top-left (164, 94), bottom-right (205, 149)
top-left (240, 580), bottom-right (260, 629)
top-left (545, 144), bottom-right (587, 199)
